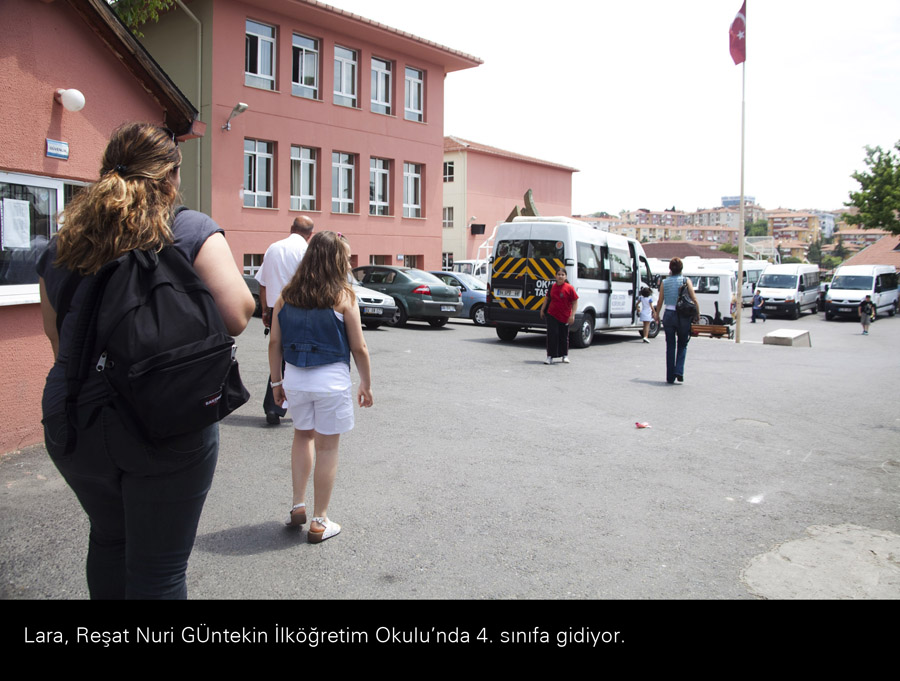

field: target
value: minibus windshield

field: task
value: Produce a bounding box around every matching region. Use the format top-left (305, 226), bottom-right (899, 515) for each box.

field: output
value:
top-left (831, 275), bottom-right (873, 290)
top-left (758, 274), bottom-right (798, 289)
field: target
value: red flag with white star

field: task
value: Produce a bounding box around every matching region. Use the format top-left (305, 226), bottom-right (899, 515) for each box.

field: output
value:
top-left (730, 1), bottom-right (746, 65)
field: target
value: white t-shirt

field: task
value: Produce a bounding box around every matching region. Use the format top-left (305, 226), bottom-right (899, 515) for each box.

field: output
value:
top-left (255, 233), bottom-right (308, 307)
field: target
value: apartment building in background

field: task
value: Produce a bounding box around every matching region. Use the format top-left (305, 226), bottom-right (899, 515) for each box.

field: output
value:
top-left (140, 0), bottom-right (480, 273)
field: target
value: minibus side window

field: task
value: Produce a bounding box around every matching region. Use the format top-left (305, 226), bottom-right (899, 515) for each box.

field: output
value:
top-left (576, 241), bottom-right (604, 281)
top-left (608, 248), bottom-right (632, 283)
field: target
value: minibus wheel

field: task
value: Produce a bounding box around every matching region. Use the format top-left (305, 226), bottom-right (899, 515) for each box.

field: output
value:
top-left (496, 326), bottom-right (518, 342)
top-left (647, 319), bottom-right (661, 339)
top-left (570, 313), bottom-right (594, 348)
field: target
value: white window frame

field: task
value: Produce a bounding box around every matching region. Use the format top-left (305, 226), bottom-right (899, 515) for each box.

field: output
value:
top-left (404, 67), bottom-right (424, 122)
top-left (332, 152), bottom-right (355, 214)
top-left (290, 145), bottom-right (317, 211)
top-left (369, 158), bottom-right (390, 216)
top-left (245, 19), bottom-right (276, 90)
top-left (403, 162), bottom-right (422, 218)
top-left (442, 206), bottom-right (454, 229)
top-left (292, 33), bottom-right (319, 99)
top-left (443, 161), bottom-right (454, 182)
top-left (334, 46), bottom-right (358, 108)
top-left (243, 253), bottom-right (264, 276)
top-left (0, 171), bottom-right (68, 305)
top-left (244, 139), bottom-right (274, 208)
top-left (371, 57), bottom-right (392, 115)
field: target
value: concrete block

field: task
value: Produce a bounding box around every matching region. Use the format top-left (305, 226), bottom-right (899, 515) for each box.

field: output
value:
top-left (763, 328), bottom-right (811, 347)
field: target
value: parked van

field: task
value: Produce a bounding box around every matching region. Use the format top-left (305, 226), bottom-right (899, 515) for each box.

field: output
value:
top-left (487, 217), bottom-right (657, 347)
top-left (682, 268), bottom-right (737, 325)
top-left (755, 263), bottom-right (820, 319)
top-left (451, 259), bottom-right (489, 282)
top-left (692, 258), bottom-right (768, 304)
top-left (824, 265), bottom-right (899, 320)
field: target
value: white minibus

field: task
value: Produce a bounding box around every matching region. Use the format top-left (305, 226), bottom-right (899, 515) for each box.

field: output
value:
top-left (755, 263), bottom-right (820, 319)
top-left (824, 265), bottom-right (898, 320)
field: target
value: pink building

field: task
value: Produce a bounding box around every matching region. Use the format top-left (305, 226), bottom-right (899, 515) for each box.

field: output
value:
top-left (442, 136), bottom-right (576, 264)
top-left (0, 0), bottom-right (201, 454)
top-left (140, 0), bottom-right (480, 273)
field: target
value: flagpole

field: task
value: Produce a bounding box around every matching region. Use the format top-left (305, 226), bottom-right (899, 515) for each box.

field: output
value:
top-left (736, 59), bottom-right (746, 343)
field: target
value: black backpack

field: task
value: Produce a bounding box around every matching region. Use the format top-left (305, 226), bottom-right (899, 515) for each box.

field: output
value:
top-left (62, 217), bottom-right (250, 447)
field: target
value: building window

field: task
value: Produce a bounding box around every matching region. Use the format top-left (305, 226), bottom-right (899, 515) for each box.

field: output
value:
top-left (370, 57), bottom-right (392, 115)
top-left (244, 139), bottom-right (274, 208)
top-left (332, 152), bottom-right (355, 213)
top-left (404, 67), bottom-right (424, 122)
top-left (403, 163), bottom-right (422, 218)
top-left (334, 46), bottom-right (358, 107)
top-left (245, 20), bottom-right (276, 90)
top-left (292, 33), bottom-right (318, 99)
top-left (442, 252), bottom-right (454, 270)
top-left (369, 254), bottom-right (391, 265)
top-left (369, 158), bottom-right (390, 216)
top-left (291, 146), bottom-right (317, 211)
top-left (403, 255), bottom-right (419, 268)
top-left (243, 253), bottom-right (264, 276)
top-left (443, 161), bottom-right (454, 182)
top-left (442, 206), bottom-right (454, 229)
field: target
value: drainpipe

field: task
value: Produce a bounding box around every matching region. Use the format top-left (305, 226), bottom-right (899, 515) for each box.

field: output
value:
top-left (176, 0), bottom-right (202, 211)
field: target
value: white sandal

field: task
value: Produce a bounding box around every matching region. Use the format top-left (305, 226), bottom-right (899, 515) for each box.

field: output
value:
top-left (307, 517), bottom-right (341, 543)
top-left (285, 503), bottom-right (307, 527)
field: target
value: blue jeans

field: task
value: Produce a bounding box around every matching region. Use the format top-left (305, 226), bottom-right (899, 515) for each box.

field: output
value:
top-left (663, 309), bottom-right (691, 383)
top-left (43, 404), bottom-right (218, 599)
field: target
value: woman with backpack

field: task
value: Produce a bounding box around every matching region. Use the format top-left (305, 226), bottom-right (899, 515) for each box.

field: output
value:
top-left (652, 257), bottom-right (700, 384)
top-left (37, 123), bottom-right (254, 598)
top-left (268, 231), bottom-right (373, 543)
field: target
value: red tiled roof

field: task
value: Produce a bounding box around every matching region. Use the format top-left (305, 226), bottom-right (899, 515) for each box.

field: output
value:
top-left (843, 235), bottom-right (900, 268)
top-left (444, 136), bottom-right (578, 172)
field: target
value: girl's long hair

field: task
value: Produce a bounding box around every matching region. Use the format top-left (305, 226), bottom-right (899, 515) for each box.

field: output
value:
top-left (282, 231), bottom-right (355, 309)
top-left (55, 123), bottom-right (181, 274)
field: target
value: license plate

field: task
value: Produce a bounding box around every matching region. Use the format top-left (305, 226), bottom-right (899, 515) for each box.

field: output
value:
top-left (496, 288), bottom-right (522, 298)
top-left (765, 305), bottom-right (777, 310)
top-left (839, 307), bottom-right (853, 312)
top-left (440, 305), bottom-right (456, 312)
top-left (363, 307), bottom-right (383, 315)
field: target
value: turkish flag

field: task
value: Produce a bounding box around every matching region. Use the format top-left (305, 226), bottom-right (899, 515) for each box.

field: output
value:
top-left (730, 1), bottom-right (746, 65)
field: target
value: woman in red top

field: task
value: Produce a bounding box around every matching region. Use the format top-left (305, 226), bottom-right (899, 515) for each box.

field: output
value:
top-left (539, 267), bottom-right (579, 364)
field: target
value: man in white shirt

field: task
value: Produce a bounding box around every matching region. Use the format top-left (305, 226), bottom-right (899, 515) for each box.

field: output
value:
top-left (256, 216), bottom-right (314, 423)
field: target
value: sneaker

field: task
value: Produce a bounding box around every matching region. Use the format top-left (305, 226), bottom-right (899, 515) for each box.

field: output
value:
top-left (642, 337), bottom-right (650, 343)
top-left (308, 517), bottom-right (341, 544)
top-left (675, 375), bottom-right (683, 383)
top-left (544, 356), bottom-right (553, 365)
top-left (561, 356), bottom-right (570, 363)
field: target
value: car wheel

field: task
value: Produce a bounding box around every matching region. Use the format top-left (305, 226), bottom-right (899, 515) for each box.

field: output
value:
top-left (647, 318), bottom-right (661, 339)
top-left (428, 317), bottom-right (448, 328)
top-left (789, 304), bottom-right (800, 320)
top-left (364, 322), bottom-right (381, 330)
top-left (496, 326), bottom-right (518, 342)
top-left (471, 304), bottom-right (487, 326)
top-left (825, 311), bottom-right (834, 321)
top-left (697, 315), bottom-right (712, 325)
top-left (252, 294), bottom-right (262, 318)
top-left (389, 304), bottom-right (408, 328)
top-left (570, 312), bottom-right (593, 349)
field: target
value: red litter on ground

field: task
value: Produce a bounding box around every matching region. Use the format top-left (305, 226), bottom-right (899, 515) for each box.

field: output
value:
top-left (635, 422), bottom-right (651, 429)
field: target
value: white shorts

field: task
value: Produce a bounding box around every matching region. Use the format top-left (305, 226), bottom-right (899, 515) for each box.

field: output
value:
top-left (284, 388), bottom-right (355, 435)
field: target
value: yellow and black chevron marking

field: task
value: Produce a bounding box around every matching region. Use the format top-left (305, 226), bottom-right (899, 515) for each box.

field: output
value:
top-left (492, 257), bottom-right (564, 281)
top-left (494, 295), bottom-right (544, 310)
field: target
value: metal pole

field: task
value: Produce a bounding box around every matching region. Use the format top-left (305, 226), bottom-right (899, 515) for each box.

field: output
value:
top-left (735, 60), bottom-right (746, 343)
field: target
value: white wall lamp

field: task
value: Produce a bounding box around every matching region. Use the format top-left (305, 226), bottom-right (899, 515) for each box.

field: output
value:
top-left (54, 88), bottom-right (86, 112)
top-left (222, 102), bottom-right (249, 130)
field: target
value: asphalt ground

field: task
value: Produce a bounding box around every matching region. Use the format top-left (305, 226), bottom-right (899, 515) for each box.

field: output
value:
top-left (2, 306), bottom-right (899, 604)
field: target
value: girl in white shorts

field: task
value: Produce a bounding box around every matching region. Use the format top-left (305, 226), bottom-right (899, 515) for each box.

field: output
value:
top-left (268, 232), bottom-right (373, 543)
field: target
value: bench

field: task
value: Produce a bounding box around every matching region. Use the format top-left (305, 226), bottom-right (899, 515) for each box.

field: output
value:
top-left (690, 323), bottom-right (734, 339)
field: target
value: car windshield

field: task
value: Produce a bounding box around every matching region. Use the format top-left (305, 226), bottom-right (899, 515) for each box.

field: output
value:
top-left (758, 273), bottom-right (797, 289)
top-left (452, 272), bottom-right (486, 290)
top-left (831, 275), bottom-right (873, 290)
top-left (405, 269), bottom-right (444, 285)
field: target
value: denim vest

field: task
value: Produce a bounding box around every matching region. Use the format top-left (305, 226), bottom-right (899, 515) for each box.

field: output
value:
top-left (663, 275), bottom-right (685, 306)
top-left (279, 305), bottom-right (351, 368)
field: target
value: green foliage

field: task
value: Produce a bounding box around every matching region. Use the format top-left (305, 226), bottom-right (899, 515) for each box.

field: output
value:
top-left (821, 255), bottom-right (842, 270)
top-left (782, 256), bottom-right (802, 264)
top-left (717, 244), bottom-right (739, 254)
top-left (807, 241), bottom-right (822, 265)
top-left (111, 0), bottom-right (176, 37)
top-left (844, 141), bottom-right (900, 235)
top-left (745, 219), bottom-right (769, 237)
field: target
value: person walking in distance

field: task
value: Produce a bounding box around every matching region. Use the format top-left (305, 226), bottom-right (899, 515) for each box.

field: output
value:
top-left (751, 290), bottom-right (766, 323)
top-left (268, 232), bottom-right (373, 543)
top-left (859, 294), bottom-right (874, 335)
top-left (539, 267), bottom-right (578, 364)
top-left (638, 285), bottom-right (655, 342)
top-left (256, 216), bottom-right (314, 424)
top-left (653, 257), bottom-right (700, 384)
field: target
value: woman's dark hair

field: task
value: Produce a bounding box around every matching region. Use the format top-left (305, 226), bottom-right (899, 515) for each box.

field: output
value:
top-left (56, 123), bottom-right (181, 274)
top-left (669, 257), bottom-right (684, 275)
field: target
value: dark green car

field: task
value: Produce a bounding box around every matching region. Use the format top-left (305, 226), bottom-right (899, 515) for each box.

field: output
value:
top-left (351, 266), bottom-right (462, 327)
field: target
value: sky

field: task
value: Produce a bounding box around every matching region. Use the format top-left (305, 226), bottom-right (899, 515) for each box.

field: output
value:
top-left (322, 0), bottom-right (900, 216)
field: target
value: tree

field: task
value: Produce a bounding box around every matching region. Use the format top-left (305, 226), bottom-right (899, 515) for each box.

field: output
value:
top-left (807, 241), bottom-right (822, 265)
top-left (745, 219), bottom-right (769, 237)
top-left (112, 0), bottom-right (176, 37)
top-left (844, 141), bottom-right (900, 235)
